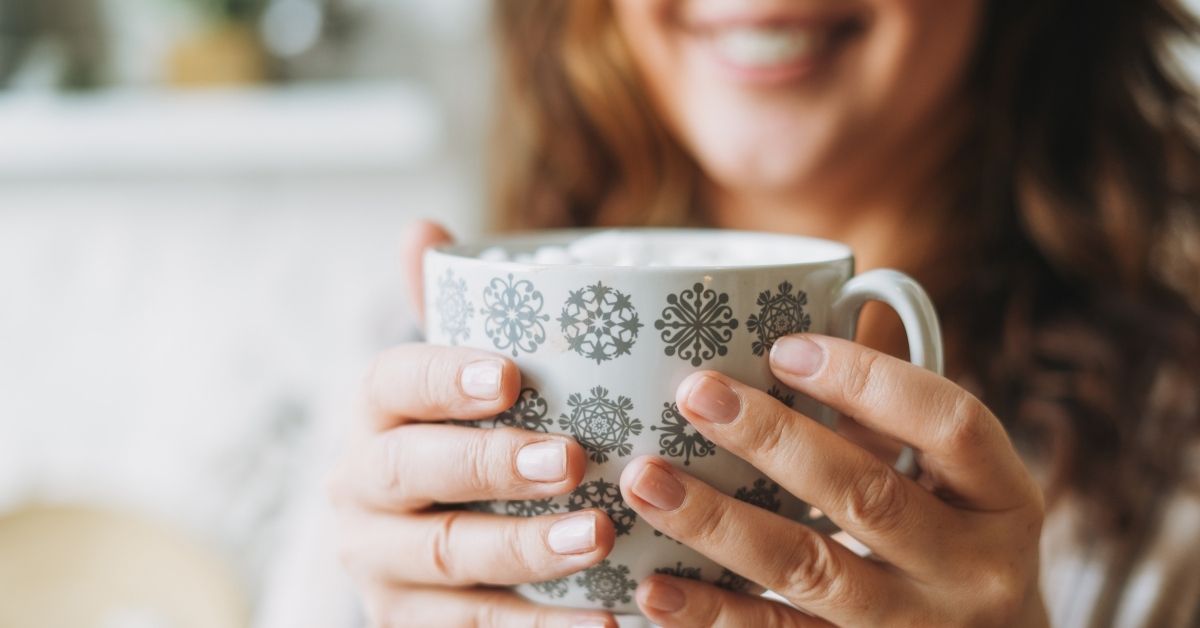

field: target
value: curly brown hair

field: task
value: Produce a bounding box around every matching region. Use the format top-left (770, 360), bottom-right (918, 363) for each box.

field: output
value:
top-left (491, 0), bottom-right (1200, 553)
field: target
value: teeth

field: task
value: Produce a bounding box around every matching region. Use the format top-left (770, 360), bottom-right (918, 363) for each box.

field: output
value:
top-left (711, 27), bottom-right (821, 67)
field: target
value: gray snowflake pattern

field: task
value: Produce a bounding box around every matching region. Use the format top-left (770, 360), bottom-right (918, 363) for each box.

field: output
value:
top-left (575, 560), bottom-right (637, 608)
top-left (480, 274), bottom-right (550, 357)
top-left (655, 283), bottom-right (739, 366)
top-left (734, 478), bottom-right (782, 513)
top-left (715, 568), bottom-right (752, 593)
top-left (568, 477), bottom-right (637, 536)
top-left (530, 577), bottom-right (569, 599)
top-left (558, 386), bottom-right (644, 463)
top-left (654, 561), bottom-right (702, 581)
top-left (746, 281), bottom-right (812, 356)
top-left (559, 282), bottom-right (643, 363)
top-left (651, 402), bottom-right (717, 466)
top-left (436, 269), bottom-right (474, 345)
top-left (492, 387), bottom-right (551, 432)
top-left (767, 385), bottom-right (796, 408)
top-left (504, 497), bottom-right (561, 518)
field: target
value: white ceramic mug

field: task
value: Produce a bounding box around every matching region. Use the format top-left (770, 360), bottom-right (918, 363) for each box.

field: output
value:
top-left (423, 228), bottom-right (943, 616)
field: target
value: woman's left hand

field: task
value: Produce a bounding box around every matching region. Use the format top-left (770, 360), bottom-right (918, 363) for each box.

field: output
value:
top-left (618, 334), bottom-right (1048, 627)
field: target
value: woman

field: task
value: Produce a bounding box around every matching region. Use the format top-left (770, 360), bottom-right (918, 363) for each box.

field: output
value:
top-left (332, 0), bottom-right (1200, 626)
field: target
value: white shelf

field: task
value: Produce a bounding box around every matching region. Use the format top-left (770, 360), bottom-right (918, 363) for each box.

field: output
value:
top-left (0, 82), bottom-right (443, 178)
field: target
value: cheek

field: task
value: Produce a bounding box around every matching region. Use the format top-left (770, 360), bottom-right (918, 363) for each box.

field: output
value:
top-left (854, 0), bottom-right (983, 143)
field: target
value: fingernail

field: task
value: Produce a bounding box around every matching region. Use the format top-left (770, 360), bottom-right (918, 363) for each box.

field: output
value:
top-left (516, 441), bottom-right (567, 482)
top-left (770, 336), bottom-right (823, 377)
top-left (460, 360), bottom-right (503, 400)
top-left (683, 376), bottom-right (740, 424)
top-left (548, 514), bottom-right (597, 554)
top-left (632, 463), bottom-right (685, 511)
top-left (643, 580), bottom-right (686, 613)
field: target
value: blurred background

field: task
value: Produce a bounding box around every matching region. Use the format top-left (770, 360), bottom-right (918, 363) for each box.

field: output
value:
top-left (0, 1), bottom-right (490, 626)
top-left (2, 2), bottom-right (1200, 628)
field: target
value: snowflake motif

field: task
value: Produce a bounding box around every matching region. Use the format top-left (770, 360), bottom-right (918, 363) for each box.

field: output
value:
top-left (715, 568), bottom-right (752, 593)
top-left (558, 386), bottom-right (644, 463)
top-left (504, 497), bottom-right (561, 518)
top-left (651, 402), bottom-right (716, 466)
top-left (436, 269), bottom-right (474, 345)
top-left (746, 281), bottom-right (812, 356)
top-left (558, 282), bottom-right (643, 363)
top-left (654, 283), bottom-right (739, 366)
top-left (492, 388), bottom-right (550, 432)
top-left (480, 274), bottom-right (550, 357)
top-left (734, 478), bottom-right (782, 513)
top-left (575, 560), bottom-right (637, 608)
top-left (460, 501), bottom-right (495, 513)
top-left (654, 562), bottom-right (702, 581)
top-left (767, 385), bottom-right (796, 408)
top-left (530, 577), bottom-right (569, 599)
top-left (567, 477), bottom-right (638, 536)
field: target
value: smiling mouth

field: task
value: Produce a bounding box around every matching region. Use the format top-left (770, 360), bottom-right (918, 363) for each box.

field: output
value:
top-left (688, 16), bottom-right (866, 85)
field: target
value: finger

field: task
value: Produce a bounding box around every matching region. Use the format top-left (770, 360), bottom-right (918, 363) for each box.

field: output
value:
top-left (769, 334), bottom-right (1037, 510)
top-left (674, 371), bottom-right (955, 568)
top-left (365, 344), bottom-right (521, 430)
top-left (401, 220), bottom-right (454, 326)
top-left (637, 575), bottom-right (831, 628)
top-left (340, 508), bottom-right (615, 588)
top-left (619, 457), bottom-right (909, 626)
top-left (366, 584), bottom-right (616, 628)
top-left (333, 425), bottom-right (586, 511)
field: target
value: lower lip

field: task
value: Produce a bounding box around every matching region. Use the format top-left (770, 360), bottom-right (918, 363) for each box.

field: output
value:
top-left (703, 46), bottom-right (824, 86)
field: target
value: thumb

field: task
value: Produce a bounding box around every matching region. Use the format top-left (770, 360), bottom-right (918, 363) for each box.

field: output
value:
top-left (401, 220), bottom-right (455, 327)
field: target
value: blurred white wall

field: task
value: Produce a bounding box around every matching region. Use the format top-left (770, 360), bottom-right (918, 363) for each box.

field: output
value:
top-left (0, 3), bottom-right (494, 626)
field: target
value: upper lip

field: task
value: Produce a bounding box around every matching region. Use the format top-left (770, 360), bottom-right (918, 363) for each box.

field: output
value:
top-left (680, 3), bottom-right (861, 32)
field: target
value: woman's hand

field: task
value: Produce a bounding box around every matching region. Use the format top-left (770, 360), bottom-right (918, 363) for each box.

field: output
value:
top-left (330, 222), bottom-right (617, 628)
top-left (619, 334), bottom-right (1048, 627)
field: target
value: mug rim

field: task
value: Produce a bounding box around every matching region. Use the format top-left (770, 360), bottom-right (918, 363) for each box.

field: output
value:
top-left (428, 227), bottom-right (855, 272)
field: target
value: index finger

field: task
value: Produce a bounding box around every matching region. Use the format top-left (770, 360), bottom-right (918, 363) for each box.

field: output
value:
top-left (769, 334), bottom-right (1038, 511)
top-left (365, 343), bottom-right (522, 431)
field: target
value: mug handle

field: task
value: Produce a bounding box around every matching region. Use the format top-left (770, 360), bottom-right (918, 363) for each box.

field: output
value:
top-left (827, 269), bottom-right (944, 477)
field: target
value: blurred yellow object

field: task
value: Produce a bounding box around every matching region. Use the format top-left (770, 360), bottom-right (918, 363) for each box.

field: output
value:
top-left (0, 505), bottom-right (247, 628)
top-left (167, 24), bottom-right (267, 87)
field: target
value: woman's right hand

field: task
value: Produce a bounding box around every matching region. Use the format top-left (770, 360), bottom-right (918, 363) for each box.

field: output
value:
top-left (330, 222), bottom-right (617, 628)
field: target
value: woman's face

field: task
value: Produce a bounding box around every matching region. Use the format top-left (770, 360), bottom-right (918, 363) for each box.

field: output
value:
top-left (612, 0), bottom-right (983, 202)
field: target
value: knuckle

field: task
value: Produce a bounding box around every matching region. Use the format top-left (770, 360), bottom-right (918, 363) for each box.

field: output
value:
top-left (472, 602), bottom-right (502, 628)
top-left (463, 431), bottom-right (502, 495)
top-left (778, 532), bottom-right (843, 605)
top-left (761, 599), bottom-right (798, 628)
top-left (428, 511), bottom-right (464, 584)
top-left (744, 404), bottom-right (792, 459)
top-left (842, 465), bottom-right (909, 533)
top-left (842, 349), bottom-right (883, 404)
top-left (471, 590), bottom-right (522, 628)
top-left (501, 518), bottom-right (542, 576)
top-left (970, 566), bottom-right (1030, 626)
top-left (943, 393), bottom-right (994, 452)
top-left (414, 351), bottom-right (452, 415)
top-left (379, 432), bottom-right (409, 496)
top-left (684, 493), bottom-right (731, 546)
